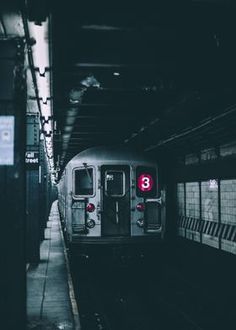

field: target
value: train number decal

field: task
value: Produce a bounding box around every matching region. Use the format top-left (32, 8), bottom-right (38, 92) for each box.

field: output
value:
top-left (137, 173), bottom-right (154, 192)
top-left (136, 166), bottom-right (157, 197)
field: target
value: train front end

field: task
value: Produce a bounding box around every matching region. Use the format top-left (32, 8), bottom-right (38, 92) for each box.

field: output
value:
top-left (68, 161), bottom-right (164, 255)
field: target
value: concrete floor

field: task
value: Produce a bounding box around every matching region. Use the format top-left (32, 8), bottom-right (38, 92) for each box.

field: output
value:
top-left (27, 201), bottom-right (80, 330)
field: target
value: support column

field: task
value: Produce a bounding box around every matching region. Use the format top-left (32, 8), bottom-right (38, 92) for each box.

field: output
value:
top-left (26, 113), bottom-right (40, 263)
top-left (0, 39), bottom-right (26, 330)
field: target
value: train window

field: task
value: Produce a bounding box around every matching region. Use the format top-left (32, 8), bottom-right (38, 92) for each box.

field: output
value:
top-left (105, 171), bottom-right (125, 197)
top-left (136, 166), bottom-right (157, 197)
top-left (74, 168), bottom-right (94, 196)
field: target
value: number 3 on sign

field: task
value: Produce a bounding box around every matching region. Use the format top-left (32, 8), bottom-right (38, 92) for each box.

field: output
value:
top-left (138, 173), bottom-right (153, 192)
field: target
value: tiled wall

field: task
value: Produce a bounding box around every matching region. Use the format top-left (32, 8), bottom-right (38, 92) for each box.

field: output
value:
top-left (177, 179), bottom-right (236, 254)
top-left (186, 182), bottom-right (200, 219)
top-left (177, 183), bottom-right (185, 216)
top-left (221, 180), bottom-right (236, 225)
top-left (201, 181), bottom-right (218, 222)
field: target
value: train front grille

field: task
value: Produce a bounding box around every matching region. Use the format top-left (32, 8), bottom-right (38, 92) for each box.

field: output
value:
top-left (144, 199), bottom-right (161, 233)
top-left (72, 223), bottom-right (86, 233)
top-left (72, 200), bottom-right (86, 233)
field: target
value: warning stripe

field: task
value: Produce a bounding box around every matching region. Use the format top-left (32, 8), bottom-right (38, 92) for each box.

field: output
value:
top-left (211, 222), bottom-right (218, 237)
top-left (231, 227), bottom-right (236, 242)
top-left (178, 215), bottom-right (236, 243)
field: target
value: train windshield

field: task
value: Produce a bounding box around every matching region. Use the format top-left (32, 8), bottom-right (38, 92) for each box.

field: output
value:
top-left (74, 168), bottom-right (94, 196)
top-left (136, 166), bottom-right (157, 197)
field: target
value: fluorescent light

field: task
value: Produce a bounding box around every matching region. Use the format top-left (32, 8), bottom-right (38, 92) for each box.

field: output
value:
top-left (43, 121), bottom-right (52, 134)
top-left (41, 101), bottom-right (51, 119)
top-left (37, 74), bottom-right (50, 104)
top-left (28, 18), bottom-right (54, 170)
top-left (28, 19), bottom-right (49, 77)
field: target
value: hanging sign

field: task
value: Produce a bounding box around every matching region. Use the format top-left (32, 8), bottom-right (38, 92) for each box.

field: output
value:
top-left (0, 116), bottom-right (14, 165)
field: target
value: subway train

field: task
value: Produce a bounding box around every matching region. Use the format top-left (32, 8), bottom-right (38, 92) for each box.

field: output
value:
top-left (57, 146), bottom-right (166, 255)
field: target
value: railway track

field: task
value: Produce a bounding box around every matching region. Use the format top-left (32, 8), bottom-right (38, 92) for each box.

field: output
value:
top-left (70, 253), bottom-right (204, 330)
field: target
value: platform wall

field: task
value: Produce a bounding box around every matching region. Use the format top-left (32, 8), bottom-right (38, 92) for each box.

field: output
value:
top-left (175, 141), bottom-right (236, 254)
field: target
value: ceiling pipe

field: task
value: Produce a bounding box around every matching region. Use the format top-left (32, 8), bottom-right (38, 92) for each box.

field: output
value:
top-left (123, 91), bottom-right (199, 146)
top-left (145, 103), bottom-right (236, 152)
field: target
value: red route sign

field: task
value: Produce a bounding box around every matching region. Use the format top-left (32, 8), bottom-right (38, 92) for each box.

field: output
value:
top-left (137, 173), bottom-right (154, 192)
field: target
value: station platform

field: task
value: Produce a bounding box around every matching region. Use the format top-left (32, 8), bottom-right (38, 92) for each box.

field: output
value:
top-left (27, 201), bottom-right (81, 330)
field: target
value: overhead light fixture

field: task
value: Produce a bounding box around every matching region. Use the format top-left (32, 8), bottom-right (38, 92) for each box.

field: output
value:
top-left (37, 73), bottom-right (50, 105)
top-left (42, 96), bottom-right (47, 104)
top-left (39, 66), bottom-right (46, 77)
top-left (28, 18), bottom-right (54, 171)
top-left (41, 101), bottom-right (51, 119)
top-left (28, 19), bottom-right (49, 79)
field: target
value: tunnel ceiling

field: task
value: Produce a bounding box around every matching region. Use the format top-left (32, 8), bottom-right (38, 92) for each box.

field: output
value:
top-left (50, 1), bottom-right (236, 172)
top-left (4, 0), bottom-right (236, 173)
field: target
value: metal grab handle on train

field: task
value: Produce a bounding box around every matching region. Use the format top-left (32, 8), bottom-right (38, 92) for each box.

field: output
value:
top-left (115, 201), bottom-right (119, 224)
top-left (100, 185), bottom-right (103, 212)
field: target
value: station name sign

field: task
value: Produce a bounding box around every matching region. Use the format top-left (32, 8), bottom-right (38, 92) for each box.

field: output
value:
top-left (25, 151), bottom-right (39, 168)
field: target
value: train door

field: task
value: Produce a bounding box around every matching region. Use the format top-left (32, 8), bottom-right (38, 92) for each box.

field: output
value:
top-left (101, 165), bottom-right (130, 236)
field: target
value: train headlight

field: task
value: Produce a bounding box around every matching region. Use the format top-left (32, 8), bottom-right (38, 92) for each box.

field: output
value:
top-left (136, 203), bottom-right (145, 212)
top-left (86, 219), bottom-right (96, 229)
top-left (136, 219), bottom-right (144, 228)
top-left (86, 203), bottom-right (95, 212)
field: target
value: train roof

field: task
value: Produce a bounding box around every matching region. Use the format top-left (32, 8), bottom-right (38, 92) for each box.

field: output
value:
top-left (66, 146), bottom-right (156, 168)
